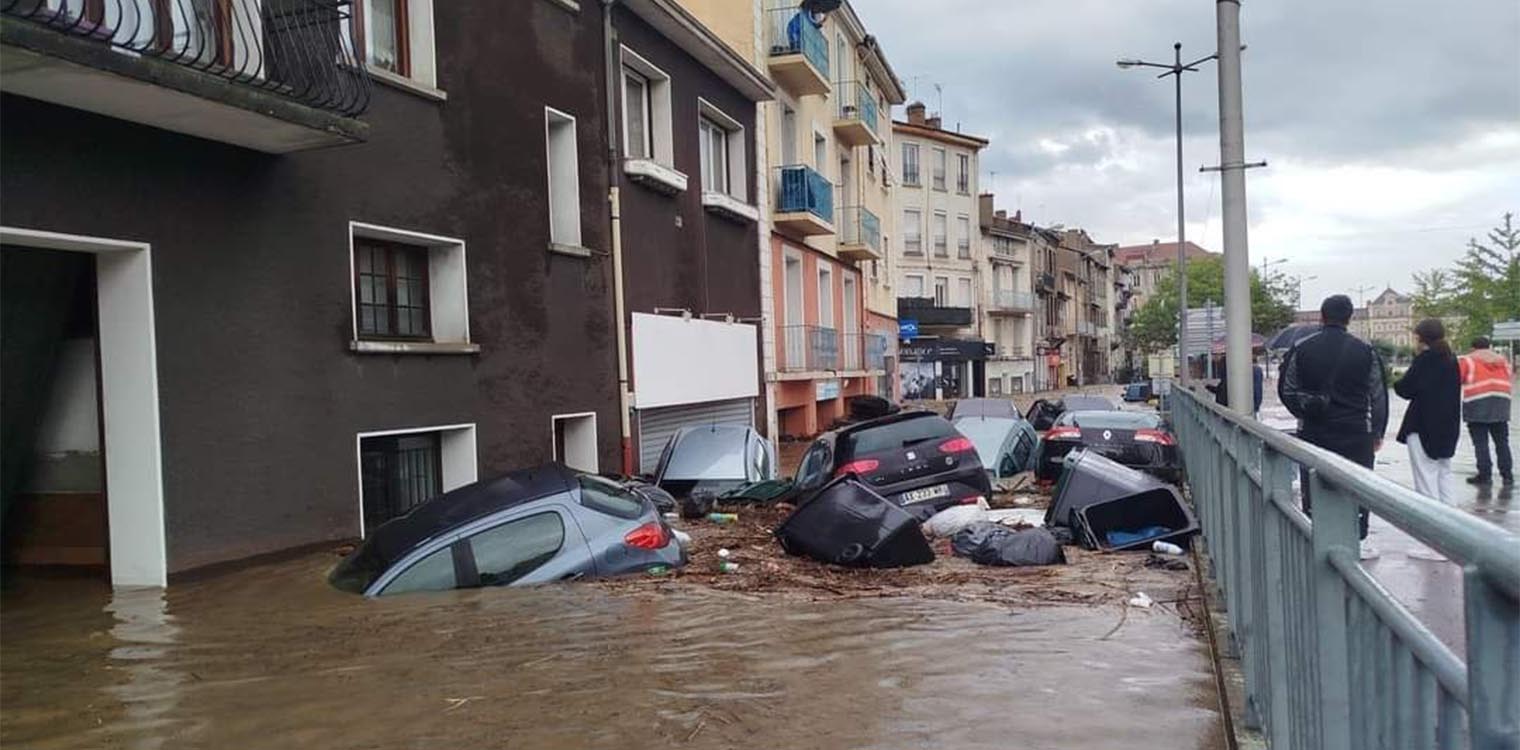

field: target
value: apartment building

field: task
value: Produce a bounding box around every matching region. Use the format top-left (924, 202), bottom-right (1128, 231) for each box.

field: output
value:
top-left (893, 103), bottom-right (990, 400)
top-left (679, 0), bottom-right (906, 437)
top-left (1113, 240), bottom-right (1218, 311)
top-left (1030, 226), bottom-right (1066, 390)
top-left (978, 195), bottom-right (1037, 395)
top-left (0, 0), bottom-right (762, 583)
top-left (1364, 288), bottom-right (1415, 348)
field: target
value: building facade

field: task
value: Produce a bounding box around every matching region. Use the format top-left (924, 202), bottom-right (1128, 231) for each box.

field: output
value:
top-left (0, 0), bottom-right (764, 583)
top-left (978, 195), bottom-right (1037, 395)
top-left (892, 103), bottom-right (990, 400)
top-left (1365, 288), bottom-right (1414, 348)
top-left (1113, 240), bottom-right (1218, 312)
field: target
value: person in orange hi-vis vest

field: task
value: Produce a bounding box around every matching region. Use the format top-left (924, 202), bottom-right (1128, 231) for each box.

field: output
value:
top-left (1458, 336), bottom-right (1514, 486)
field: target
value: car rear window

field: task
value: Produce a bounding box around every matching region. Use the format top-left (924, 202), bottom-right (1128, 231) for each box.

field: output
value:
top-left (1056, 411), bottom-right (1160, 429)
top-left (578, 475), bottom-right (645, 519)
top-left (841, 415), bottom-right (956, 457)
top-left (1063, 396), bottom-right (1117, 411)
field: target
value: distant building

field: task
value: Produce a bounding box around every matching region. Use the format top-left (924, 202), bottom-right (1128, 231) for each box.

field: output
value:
top-left (978, 195), bottom-right (1037, 395)
top-left (1295, 287), bottom-right (1413, 348)
top-left (1112, 240), bottom-right (1218, 311)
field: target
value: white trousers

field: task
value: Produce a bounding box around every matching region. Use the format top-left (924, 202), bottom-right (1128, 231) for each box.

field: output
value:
top-left (1408, 433), bottom-right (1457, 505)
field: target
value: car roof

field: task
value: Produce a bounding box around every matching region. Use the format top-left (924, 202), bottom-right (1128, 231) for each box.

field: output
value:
top-left (1062, 395), bottom-right (1117, 410)
top-left (949, 398), bottom-right (1020, 419)
top-left (664, 424), bottom-right (756, 479)
top-left (361, 463), bottom-right (577, 570)
top-left (830, 409), bottom-right (941, 438)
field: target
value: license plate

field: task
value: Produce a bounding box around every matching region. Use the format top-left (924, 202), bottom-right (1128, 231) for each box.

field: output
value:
top-left (902, 484), bottom-right (950, 504)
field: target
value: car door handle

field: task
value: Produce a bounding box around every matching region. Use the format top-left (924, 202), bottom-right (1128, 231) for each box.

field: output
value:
top-left (560, 571), bottom-right (585, 582)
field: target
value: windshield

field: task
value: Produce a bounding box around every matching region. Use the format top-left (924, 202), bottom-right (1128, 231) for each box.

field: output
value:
top-left (662, 426), bottom-right (750, 480)
top-left (952, 418), bottom-right (1018, 466)
top-left (841, 414), bottom-right (956, 457)
top-left (1056, 411), bottom-right (1160, 430)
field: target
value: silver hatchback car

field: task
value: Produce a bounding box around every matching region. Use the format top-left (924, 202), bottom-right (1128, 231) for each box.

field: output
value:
top-left (330, 464), bottom-right (685, 597)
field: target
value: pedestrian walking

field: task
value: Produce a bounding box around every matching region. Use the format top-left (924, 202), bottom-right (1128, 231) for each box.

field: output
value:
top-left (1394, 319), bottom-right (1462, 506)
top-left (1279, 295), bottom-right (1389, 559)
top-left (1207, 355), bottom-right (1265, 417)
top-left (1459, 336), bottom-right (1514, 486)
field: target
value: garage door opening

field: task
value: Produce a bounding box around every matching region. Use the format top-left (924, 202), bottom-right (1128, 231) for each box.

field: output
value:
top-left (1, 228), bottom-right (166, 588)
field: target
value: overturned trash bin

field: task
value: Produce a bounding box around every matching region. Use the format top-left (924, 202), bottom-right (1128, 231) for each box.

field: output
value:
top-left (951, 522), bottom-right (1065, 566)
top-left (774, 475), bottom-right (935, 568)
top-left (1045, 450), bottom-right (1198, 551)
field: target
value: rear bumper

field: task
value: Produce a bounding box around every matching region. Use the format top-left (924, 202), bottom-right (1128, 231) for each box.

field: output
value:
top-left (875, 472), bottom-right (992, 518)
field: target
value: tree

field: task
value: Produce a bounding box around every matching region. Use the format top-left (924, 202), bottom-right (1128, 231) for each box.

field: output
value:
top-left (1122, 255), bottom-right (1296, 355)
top-left (1412, 212), bottom-right (1520, 344)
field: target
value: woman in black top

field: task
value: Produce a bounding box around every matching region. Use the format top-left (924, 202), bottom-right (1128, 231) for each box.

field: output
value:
top-left (1394, 318), bottom-right (1462, 506)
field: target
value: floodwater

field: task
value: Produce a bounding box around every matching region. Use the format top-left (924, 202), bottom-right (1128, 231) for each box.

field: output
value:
top-left (1, 552), bottom-right (1226, 749)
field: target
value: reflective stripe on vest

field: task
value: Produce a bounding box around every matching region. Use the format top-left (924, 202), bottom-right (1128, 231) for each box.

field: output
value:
top-left (1460, 353), bottom-right (1513, 403)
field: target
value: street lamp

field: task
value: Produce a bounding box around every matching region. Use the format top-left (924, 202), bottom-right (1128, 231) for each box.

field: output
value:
top-left (1291, 274), bottom-right (1318, 310)
top-left (1117, 43), bottom-right (1221, 385)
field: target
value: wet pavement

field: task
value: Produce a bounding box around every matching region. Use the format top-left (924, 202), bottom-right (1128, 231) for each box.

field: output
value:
top-left (1256, 378), bottom-right (1518, 651)
top-left (2, 551), bottom-right (1226, 749)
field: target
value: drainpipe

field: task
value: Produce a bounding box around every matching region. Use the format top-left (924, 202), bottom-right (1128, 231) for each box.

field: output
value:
top-left (603, 0), bottom-right (634, 475)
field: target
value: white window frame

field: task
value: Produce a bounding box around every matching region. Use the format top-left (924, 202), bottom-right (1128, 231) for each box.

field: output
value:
top-left (932, 211), bottom-right (948, 256)
top-left (619, 46), bottom-right (674, 167)
top-left (551, 412), bottom-right (599, 473)
top-left (354, 423), bottom-right (478, 538)
top-left (698, 98), bottom-right (755, 221)
top-left (353, 0), bottom-right (441, 94)
top-left (904, 273), bottom-right (925, 298)
top-left (957, 277), bottom-right (973, 307)
top-left (545, 107), bottom-right (585, 251)
top-left (934, 276), bottom-right (949, 306)
top-left (901, 142), bottom-right (920, 185)
top-left (818, 265), bottom-right (835, 328)
top-left (348, 222), bottom-right (476, 354)
top-left (784, 250), bottom-right (805, 325)
top-left (903, 208), bottom-right (922, 254)
top-left (957, 214), bottom-right (972, 258)
top-left (932, 147), bottom-right (947, 191)
top-left (956, 153), bottom-right (970, 194)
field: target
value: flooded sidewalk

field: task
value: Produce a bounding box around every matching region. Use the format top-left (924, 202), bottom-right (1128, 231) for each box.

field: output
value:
top-left (2, 549), bottom-right (1225, 749)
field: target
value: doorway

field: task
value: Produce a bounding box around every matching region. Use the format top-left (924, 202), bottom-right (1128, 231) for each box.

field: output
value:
top-left (1, 228), bottom-right (166, 588)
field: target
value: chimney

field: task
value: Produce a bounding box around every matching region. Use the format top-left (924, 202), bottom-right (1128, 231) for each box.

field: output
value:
top-left (906, 102), bottom-right (926, 126)
top-left (978, 193), bottom-right (994, 225)
top-left (1014, 210), bottom-right (1022, 223)
top-left (926, 115), bottom-right (942, 130)
top-left (995, 210), bottom-right (1007, 220)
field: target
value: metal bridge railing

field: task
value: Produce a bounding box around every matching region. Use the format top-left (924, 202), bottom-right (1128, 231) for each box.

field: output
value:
top-left (1172, 387), bottom-right (1519, 750)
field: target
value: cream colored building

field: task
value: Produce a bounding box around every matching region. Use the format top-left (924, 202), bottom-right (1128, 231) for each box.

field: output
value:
top-left (677, 0), bottom-right (907, 436)
top-left (1365, 288), bottom-right (1414, 348)
top-left (978, 195), bottom-right (1037, 394)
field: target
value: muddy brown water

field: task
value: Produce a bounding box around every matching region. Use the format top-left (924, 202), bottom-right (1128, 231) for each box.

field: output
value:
top-left (2, 550), bottom-right (1225, 749)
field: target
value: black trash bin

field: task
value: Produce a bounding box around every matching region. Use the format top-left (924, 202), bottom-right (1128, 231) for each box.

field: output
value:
top-left (1045, 449), bottom-right (1186, 530)
top-left (1073, 491), bottom-right (1198, 551)
top-left (774, 475), bottom-right (935, 568)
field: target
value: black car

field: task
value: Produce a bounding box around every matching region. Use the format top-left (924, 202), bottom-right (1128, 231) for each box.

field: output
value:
top-left (794, 411), bottom-right (993, 519)
top-left (1024, 393), bottom-right (1119, 431)
top-left (1122, 382), bottom-right (1154, 402)
top-left (1035, 410), bottom-right (1180, 482)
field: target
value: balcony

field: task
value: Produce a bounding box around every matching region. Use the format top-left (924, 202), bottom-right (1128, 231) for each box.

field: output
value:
top-left (1077, 321), bottom-right (1097, 336)
top-left (836, 206), bottom-right (880, 261)
top-left (1, 0), bottom-right (370, 153)
top-left (763, 5), bottom-right (828, 97)
top-left (780, 325), bottom-right (838, 372)
top-left (1036, 272), bottom-right (1057, 294)
top-left (989, 290), bottom-right (1036, 315)
top-left (832, 80), bottom-right (879, 147)
top-left (897, 297), bottom-right (972, 328)
top-left (864, 333), bottom-right (887, 370)
top-left (773, 165), bottom-right (833, 237)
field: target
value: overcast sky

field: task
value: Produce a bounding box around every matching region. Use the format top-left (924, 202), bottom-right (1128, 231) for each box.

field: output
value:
top-left (857, 0), bottom-right (1520, 310)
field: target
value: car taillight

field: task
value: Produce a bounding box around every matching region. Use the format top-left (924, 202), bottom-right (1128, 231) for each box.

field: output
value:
top-left (959, 495), bottom-right (986, 506)
top-left (1046, 427), bottom-right (1082, 441)
top-left (1135, 429), bottom-right (1176, 446)
top-left (834, 459), bottom-right (880, 477)
top-left (938, 437), bottom-right (974, 454)
top-left (623, 522), bottom-right (669, 550)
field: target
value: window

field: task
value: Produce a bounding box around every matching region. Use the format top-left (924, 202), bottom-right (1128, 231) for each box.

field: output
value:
top-left (933, 211), bottom-right (948, 257)
top-left (932, 148), bottom-right (947, 191)
top-left (545, 107), bottom-right (583, 248)
top-left (797, 440), bottom-right (834, 491)
top-left (957, 215), bottom-right (972, 258)
top-left (698, 99), bottom-right (748, 202)
top-left (781, 105), bottom-right (798, 164)
top-left (620, 47), bottom-right (673, 167)
top-left (468, 512), bottom-right (566, 587)
top-left (360, 432), bottom-right (441, 531)
top-left (379, 544), bottom-right (456, 596)
top-left (355, 238), bottom-right (430, 339)
top-left (818, 266), bottom-right (834, 328)
top-left (956, 153), bottom-right (970, 194)
top-left (934, 276), bottom-right (949, 306)
top-left (867, 145), bottom-right (876, 179)
top-left (901, 143), bottom-right (920, 185)
top-left (957, 278), bottom-right (973, 306)
top-left (354, 0), bottom-right (437, 87)
top-left (553, 413), bottom-right (598, 473)
top-left (699, 117), bottom-right (729, 194)
top-left (814, 132), bottom-right (828, 169)
top-left (350, 223), bottom-right (471, 350)
top-left (622, 68), bottom-right (651, 160)
top-left (579, 475), bottom-right (643, 519)
top-left (903, 209), bottom-right (923, 254)
top-left (904, 274), bottom-right (925, 298)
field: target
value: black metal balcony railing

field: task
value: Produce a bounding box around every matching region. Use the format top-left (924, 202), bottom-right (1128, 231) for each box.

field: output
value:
top-left (2, 0), bottom-right (371, 116)
top-left (780, 324), bottom-right (838, 372)
top-left (896, 297), bottom-right (972, 327)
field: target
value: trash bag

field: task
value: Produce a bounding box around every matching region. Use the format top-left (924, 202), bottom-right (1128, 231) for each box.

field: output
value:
top-left (718, 479), bottom-right (796, 505)
top-left (774, 475), bottom-right (935, 568)
top-left (622, 479), bottom-right (676, 514)
top-left (680, 492), bottom-right (715, 520)
top-left (922, 502), bottom-right (990, 538)
top-left (950, 522), bottom-right (1065, 566)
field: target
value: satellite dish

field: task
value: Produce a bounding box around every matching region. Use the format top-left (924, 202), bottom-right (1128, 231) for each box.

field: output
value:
top-left (801, 0), bottom-right (841, 14)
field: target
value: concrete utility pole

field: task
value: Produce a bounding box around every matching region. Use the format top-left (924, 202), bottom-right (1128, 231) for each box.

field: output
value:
top-left (1216, 0), bottom-right (1255, 417)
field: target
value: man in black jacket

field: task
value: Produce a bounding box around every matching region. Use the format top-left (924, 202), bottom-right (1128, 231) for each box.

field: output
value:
top-left (1278, 295), bottom-right (1389, 555)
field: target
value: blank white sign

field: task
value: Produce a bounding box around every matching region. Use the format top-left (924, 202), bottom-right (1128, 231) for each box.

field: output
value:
top-left (631, 313), bottom-right (759, 409)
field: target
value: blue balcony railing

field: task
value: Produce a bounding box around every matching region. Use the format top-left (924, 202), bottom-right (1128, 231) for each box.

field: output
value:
top-left (837, 80), bottom-right (878, 132)
top-left (775, 165), bottom-right (833, 223)
top-left (764, 6), bottom-right (829, 79)
top-left (838, 206), bottom-right (880, 251)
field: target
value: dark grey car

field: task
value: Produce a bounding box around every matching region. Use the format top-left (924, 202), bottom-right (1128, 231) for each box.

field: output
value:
top-left (330, 464), bottom-right (685, 597)
top-left (652, 424), bottom-right (776, 498)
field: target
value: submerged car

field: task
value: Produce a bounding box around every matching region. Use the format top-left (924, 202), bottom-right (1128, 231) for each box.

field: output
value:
top-left (1035, 410), bottom-right (1180, 482)
top-left (330, 465), bottom-right (684, 597)
top-left (794, 411), bottom-right (993, 519)
top-left (652, 424), bottom-right (776, 498)
top-left (946, 397), bottom-right (1020, 421)
top-left (952, 416), bottom-right (1041, 479)
top-left (1024, 393), bottom-right (1120, 431)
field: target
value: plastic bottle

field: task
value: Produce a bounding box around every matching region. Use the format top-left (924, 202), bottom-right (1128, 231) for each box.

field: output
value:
top-left (706, 512), bottom-right (738, 524)
top-left (718, 561), bottom-right (740, 574)
top-left (1152, 540), bottom-right (1185, 555)
top-left (647, 565), bottom-right (670, 576)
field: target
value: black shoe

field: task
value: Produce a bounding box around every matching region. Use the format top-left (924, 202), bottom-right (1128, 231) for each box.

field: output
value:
top-left (1503, 475), bottom-right (1515, 487)
top-left (1467, 475), bottom-right (1493, 486)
